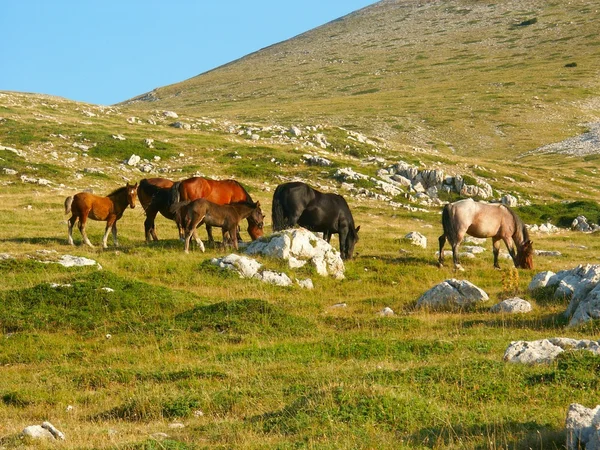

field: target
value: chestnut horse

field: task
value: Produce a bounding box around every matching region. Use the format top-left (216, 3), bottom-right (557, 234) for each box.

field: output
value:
top-left (171, 199), bottom-right (263, 253)
top-left (170, 177), bottom-right (264, 242)
top-left (438, 199), bottom-right (534, 271)
top-left (139, 177), bottom-right (264, 243)
top-left (64, 183), bottom-right (137, 248)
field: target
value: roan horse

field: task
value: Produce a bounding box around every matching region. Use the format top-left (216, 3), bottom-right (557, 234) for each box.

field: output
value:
top-left (139, 177), bottom-right (264, 242)
top-left (438, 198), bottom-right (534, 271)
top-left (64, 183), bottom-right (138, 248)
top-left (272, 181), bottom-right (360, 260)
top-left (171, 199), bottom-right (263, 253)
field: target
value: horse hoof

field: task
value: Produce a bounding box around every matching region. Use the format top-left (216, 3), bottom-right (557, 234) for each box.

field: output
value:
top-left (437, 262), bottom-right (444, 269)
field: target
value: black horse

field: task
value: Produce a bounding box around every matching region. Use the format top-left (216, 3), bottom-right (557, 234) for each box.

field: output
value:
top-left (272, 181), bottom-right (360, 260)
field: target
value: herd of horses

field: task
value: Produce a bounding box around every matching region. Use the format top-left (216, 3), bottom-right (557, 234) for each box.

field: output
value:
top-left (63, 176), bottom-right (535, 270)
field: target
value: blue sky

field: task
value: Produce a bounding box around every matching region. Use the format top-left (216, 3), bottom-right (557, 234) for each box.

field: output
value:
top-left (1, 1), bottom-right (376, 106)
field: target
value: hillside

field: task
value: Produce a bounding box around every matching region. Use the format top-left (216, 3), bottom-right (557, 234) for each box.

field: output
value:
top-left (125, 0), bottom-right (600, 158)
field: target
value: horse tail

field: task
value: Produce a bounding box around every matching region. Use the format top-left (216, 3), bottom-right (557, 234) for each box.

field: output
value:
top-left (64, 196), bottom-right (73, 215)
top-left (271, 185), bottom-right (286, 231)
top-left (442, 203), bottom-right (458, 244)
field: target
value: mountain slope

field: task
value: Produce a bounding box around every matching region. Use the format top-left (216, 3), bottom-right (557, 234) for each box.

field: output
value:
top-left (125, 0), bottom-right (600, 157)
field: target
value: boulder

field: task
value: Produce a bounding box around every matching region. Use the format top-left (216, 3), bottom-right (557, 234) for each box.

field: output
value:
top-left (572, 216), bottom-right (592, 232)
top-left (163, 111), bottom-right (179, 118)
top-left (404, 231), bottom-right (427, 249)
top-left (55, 255), bottom-right (101, 269)
top-left (490, 297), bottom-right (532, 314)
top-left (126, 154), bottom-right (141, 166)
top-left (254, 270), bottom-right (293, 287)
top-left (566, 403), bottom-right (600, 450)
top-left (246, 228), bottom-right (345, 279)
top-left (501, 194), bottom-right (518, 207)
top-left (416, 279), bottom-right (489, 310)
top-left (211, 254), bottom-right (261, 278)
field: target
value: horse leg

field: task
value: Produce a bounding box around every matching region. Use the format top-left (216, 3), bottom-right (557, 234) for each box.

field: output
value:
top-left (68, 216), bottom-right (77, 245)
top-left (205, 224), bottom-right (215, 247)
top-left (338, 227), bottom-right (349, 260)
top-left (103, 217), bottom-right (116, 248)
top-left (112, 222), bottom-right (118, 247)
top-left (451, 232), bottom-right (465, 272)
top-left (438, 234), bottom-right (446, 268)
top-left (144, 209), bottom-right (159, 242)
top-left (79, 214), bottom-right (94, 248)
top-left (502, 236), bottom-right (518, 267)
top-left (192, 227), bottom-right (205, 252)
top-left (492, 237), bottom-right (502, 269)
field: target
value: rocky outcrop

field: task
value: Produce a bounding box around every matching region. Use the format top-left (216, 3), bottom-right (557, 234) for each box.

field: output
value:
top-left (566, 403), bottom-right (600, 450)
top-left (528, 265), bottom-right (600, 327)
top-left (246, 228), bottom-right (345, 279)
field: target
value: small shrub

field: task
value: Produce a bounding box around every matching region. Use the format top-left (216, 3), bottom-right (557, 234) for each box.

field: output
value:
top-left (501, 267), bottom-right (520, 298)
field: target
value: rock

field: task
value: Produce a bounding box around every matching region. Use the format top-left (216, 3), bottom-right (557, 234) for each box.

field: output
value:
top-left (254, 270), bottom-right (293, 287)
top-left (296, 278), bottom-right (314, 289)
top-left (464, 236), bottom-right (487, 245)
top-left (303, 154), bottom-right (332, 167)
top-left (42, 421), bottom-right (65, 440)
top-left (211, 254), bottom-right (262, 278)
top-left (144, 138), bottom-right (155, 148)
top-left (126, 154), bottom-right (141, 166)
top-left (490, 297), bottom-right (532, 314)
top-left (171, 121), bottom-right (191, 130)
top-left (416, 279), bottom-right (489, 310)
top-left (22, 425), bottom-right (55, 440)
top-left (572, 215), bottom-right (593, 232)
top-left (289, 126), bottom-right (302, 137)
top-left (404, 231), bottom-right (427, 249)
top-left (55, 255), bottom-right (101, 269)
top-left (566, 403), bottom-right (600, 450)
top-left (163, 111), bottom-right (179, 119)
top-left (504, 338), bottom-right (600, 364)
top-left (504, 339), bottom-right (564, 364)
top-left (112, 134), bottom-right (126, 141)
top-left (538, 222), bottom-right (560, 233)
top-left (3, 167), bottom-right (17, 175)
top-left (462, 245), bottom-right (486, 254)
top-left (528, 271), bottom-right (555, 291)
top-left (501, 194), bottom-right (518, 207)
top-left (534, 250), bottom-right (562, 257)
top-left (168, 423), bottom-right (185, 429)
top-left (246, 228), bottom-right (345, 279)
top-left (378, 307), bottom-right (394, 317)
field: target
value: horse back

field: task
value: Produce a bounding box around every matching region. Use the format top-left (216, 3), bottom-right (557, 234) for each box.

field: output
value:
top-left (138, 178), bottom-right (173, 209)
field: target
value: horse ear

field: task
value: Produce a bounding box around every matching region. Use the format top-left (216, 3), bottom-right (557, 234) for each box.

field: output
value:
top-left (355, 225), bottom-right (360, 233)
top-left (256, 201), bottom-right (261, 207)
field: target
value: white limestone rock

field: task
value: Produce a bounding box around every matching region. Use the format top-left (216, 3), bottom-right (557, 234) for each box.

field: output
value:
top-left (416, 279), bottom-right (489, 310)
top-left (566, 403), bottom-right (600, 450)
top-left (528, 271), bottom-right (555, 291)
top-left (211, 254), bottom-right (262, 278)
top-left (490, 297), bottom-right (532, 314)
top-left (126, 154), bottom-right (141, 166)
top-left (504, 338), bottom-right (600, 364)
top-left (404, 231), bottom-right (427, 249)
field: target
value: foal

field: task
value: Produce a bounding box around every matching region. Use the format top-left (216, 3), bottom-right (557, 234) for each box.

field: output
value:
top-left (65, 183), bottom-right (137, 248)
top-left (172, 200), bottom-right (263, 253)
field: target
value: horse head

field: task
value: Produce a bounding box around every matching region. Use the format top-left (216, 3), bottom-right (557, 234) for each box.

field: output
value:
top-left (343, 225), bottom-right (360, 260)
top-left (248, 201), bottom-right (265, 239)
top-left (516, 240), bottom-right (534, 269)
top-left (126, 182), bottom-right (138, 209)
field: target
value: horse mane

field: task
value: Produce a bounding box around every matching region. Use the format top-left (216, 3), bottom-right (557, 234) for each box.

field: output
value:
top-left (504, 205), bottom-right (529, 244)
top-left (108, 186), bottom-right (128, 197)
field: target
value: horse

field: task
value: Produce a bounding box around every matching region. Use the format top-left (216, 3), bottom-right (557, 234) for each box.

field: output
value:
top-left (141, 177), bottom-right (264, 243)
top-left (64, 182), bottom-right (138, 248)
top-left (438, 198), bottom-right (534, 271)
top-left (137, 178), bottom-right (176, 242)
top-left (170, 199), bottom-right (263, 253)
top-left (271, 181), bottom-right (360, 260)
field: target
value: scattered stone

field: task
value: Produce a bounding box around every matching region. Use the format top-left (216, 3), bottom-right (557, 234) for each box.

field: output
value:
top-left (404, 231), bottom-right (427, 249)
top-left (331, 303), bottom-right (347, 308)
top-left (572, 215), bottom-right (597, 232)
top-left (378, 307), bottom-right (395, 317)
top-left (22, 425), bottom-right (55, 440)
top-left (193, 410), bottom-right (204, 417)
top-left (163, 111), bottom-right (179, 119)
top-left (211, 254), bottom-right (262, 278)
top-left (168, 423), bottom-right (185, 429)
top-left (289, 126), bottom-right (302, 137)
top-left (303, 154), bottom-right (332, 167)
top-left (112, 134), bottom-right (126, 141)
top-left (55, 255), bottom-right (102, 269)
top-left (416, 279), bottom-right (489, 310)
top-left (501, 194), bottom-right (518, 207)
top-left (504, 338), bottom-right (600, 364)
top-left (3, 167), bottom-right (17, 175)
top-left (144, 138), bottom-right (155, 148)
top-left (462, 245), bottom-right (486, 254)
top-left (126, 154), bottom-right (141, 166)
top-left (490, 297), bottom-right (532, 314)
top-left (49, 283), bottom-right (72, 288)
top-left (254, 270), bottom-right (293, 287)
top-left (566, 403), bottom-right (600, 450)
top-left (296, 278), bottom-right (314, 289)
top-left (171, 121), bottom-right (191, 130)
top-left (42, 421), bottom-right (65, 440)
top-left (101, 287), bottom-right (114, 293)
top-left (534, 250), bottom-right (562, 257)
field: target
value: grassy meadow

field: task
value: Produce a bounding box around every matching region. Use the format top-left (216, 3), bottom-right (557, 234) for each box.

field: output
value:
top-left (1, 92), bottom-right (600, 449)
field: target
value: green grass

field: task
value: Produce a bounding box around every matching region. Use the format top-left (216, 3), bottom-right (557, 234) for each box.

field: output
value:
top-left (517, 200), bottom-right (600, 227)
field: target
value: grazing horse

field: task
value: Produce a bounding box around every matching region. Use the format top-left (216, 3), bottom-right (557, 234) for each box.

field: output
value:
top-left (137, 178), bottom-right (176, 242)
top-left (64, 183), bottom-right (138, 248)
top-left (438, 198), bottom-right (534, 271)
top-left (272, 181), bottom-right (360, 260)
top-left (171, 199), bottom-right (263, 253)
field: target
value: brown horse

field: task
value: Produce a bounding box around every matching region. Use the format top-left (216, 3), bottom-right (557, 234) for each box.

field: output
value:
top-left (171, 177), bottom-right (264, 242)
top-left (438, 199), bottom-right (534, 271)
top-left (171, 199), bottom-right (263, 253)
top-left (65, 183), bottom-right (138, 248)
top-left (137, 178), bottom-right (176, 241)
